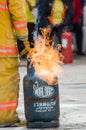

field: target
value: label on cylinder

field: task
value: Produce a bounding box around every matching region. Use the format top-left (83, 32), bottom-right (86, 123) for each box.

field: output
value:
top-left (34, 101), bottom-right (56, 112)
top-left (33, 81), bottom-right (56, 113)
top-left (62, 38), bottom-right (68, 48)
top-left (33, 81), bottom-right (54, 98)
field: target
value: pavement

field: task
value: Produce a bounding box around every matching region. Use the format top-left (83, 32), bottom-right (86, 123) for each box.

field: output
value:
top-left (0, 55), bottom-right (86, 130)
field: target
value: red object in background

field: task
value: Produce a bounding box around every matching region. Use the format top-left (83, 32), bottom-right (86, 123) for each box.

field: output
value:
top-left (61, 31), bottom-right (73, 63)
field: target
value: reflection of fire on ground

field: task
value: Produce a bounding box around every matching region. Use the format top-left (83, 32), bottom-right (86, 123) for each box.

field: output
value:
top-left (27, 27), bottom-right (63, 85)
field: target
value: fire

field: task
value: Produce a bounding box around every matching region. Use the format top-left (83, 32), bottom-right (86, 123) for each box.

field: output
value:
top-left (27, 27), bottom-right (63, 85)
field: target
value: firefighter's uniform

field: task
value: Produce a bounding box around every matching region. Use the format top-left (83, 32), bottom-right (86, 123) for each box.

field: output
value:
top-left (26, 0), bottom-right (36, 23)
top-left (0, 0), bottom-right (28, 127)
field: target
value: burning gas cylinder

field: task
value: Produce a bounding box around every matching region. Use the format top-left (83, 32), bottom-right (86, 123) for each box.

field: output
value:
top-left (23, 27), bottom-right (63, 128)
top-left (23, 65), bottom-right (60, 128)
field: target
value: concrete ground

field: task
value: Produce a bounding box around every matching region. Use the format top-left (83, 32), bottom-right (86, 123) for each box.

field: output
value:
top-left (0, 55), bottom-right (86, 130)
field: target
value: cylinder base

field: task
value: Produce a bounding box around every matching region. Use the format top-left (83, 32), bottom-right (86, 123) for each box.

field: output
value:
top-left (27, 120), bottom-right (59, 128)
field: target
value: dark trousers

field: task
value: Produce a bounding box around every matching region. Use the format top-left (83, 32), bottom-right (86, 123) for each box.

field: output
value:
top-left (27, 22), bottom-right (35, 48)
top-left (50, 25), bottom-right (63, 45)
top-left (72, 23), bottom-right (83, 54)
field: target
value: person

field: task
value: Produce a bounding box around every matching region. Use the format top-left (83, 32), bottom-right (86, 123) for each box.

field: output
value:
top-left (0, 0), bottom-right (30, 127)
top-left (72, 0), bottom-right (84, 55)
top-left (26, 0), bottom-right (37, 48)
top-left (49, 0), bottom-right (73, 45)
top-left (82, 0), bottom-right (86, 54)
top-left (36, 0), bottom-right (53, 35)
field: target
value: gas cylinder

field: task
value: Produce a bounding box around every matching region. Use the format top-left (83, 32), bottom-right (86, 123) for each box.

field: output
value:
top-left (62, 31), bottom-right (73, 63)
top-left (23, 65), bottom-right (60, 128)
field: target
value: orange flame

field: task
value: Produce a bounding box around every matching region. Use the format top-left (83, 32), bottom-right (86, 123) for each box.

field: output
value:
top-left (27, 27), bottom-right (63, 85)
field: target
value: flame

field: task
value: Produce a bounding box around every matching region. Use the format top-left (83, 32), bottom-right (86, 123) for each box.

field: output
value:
top-left (27, 27), bottom-right (63, 85)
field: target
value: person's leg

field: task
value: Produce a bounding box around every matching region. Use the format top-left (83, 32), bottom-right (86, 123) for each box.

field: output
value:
top-left (27, 22), bottom-right (35, 48)
top-left (75, 24), bottom-right (83, 54)
top-left (0, 57), bottom-right (20, 127)
top-left (56, 25), bottom-right (63, 45)
top-left (50, 25), bottom-right (62, 49)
